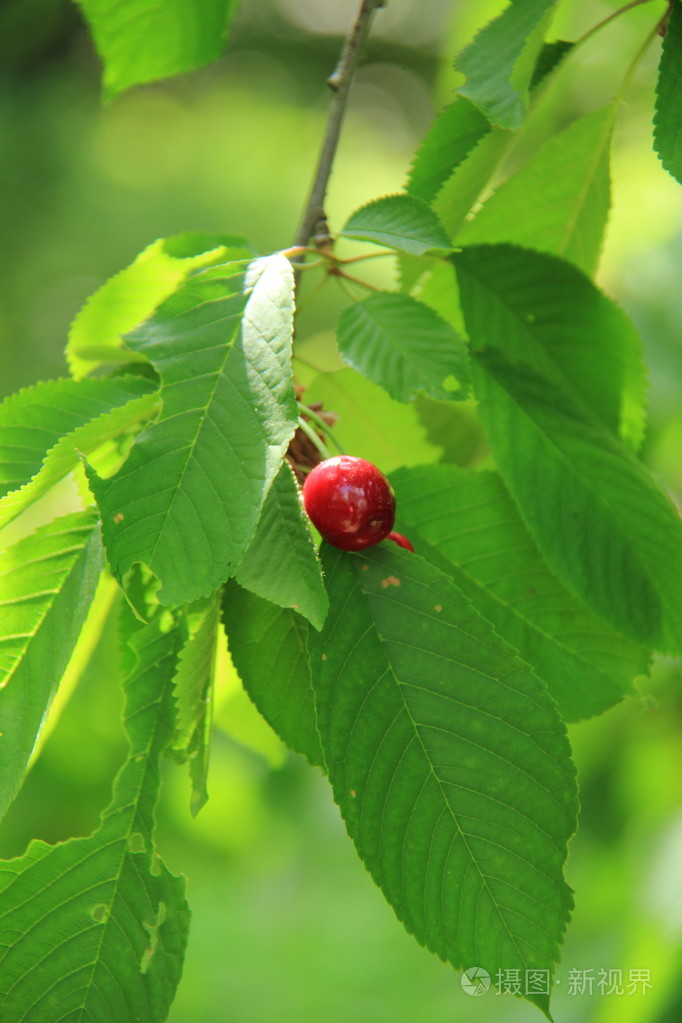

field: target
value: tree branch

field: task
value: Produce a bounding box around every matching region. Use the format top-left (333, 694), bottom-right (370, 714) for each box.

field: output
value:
top-left (293, 0), bottom-right (385, 251)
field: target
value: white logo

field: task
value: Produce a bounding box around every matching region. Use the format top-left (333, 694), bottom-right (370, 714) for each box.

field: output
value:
top-left (461, 967), bottom-right (491, 996)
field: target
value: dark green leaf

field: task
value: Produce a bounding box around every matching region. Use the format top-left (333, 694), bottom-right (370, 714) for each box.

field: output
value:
top-left (75, 0), bottom-right (241, 99)
top-left (453, 245), bottom-right (647, 452)
top-left (235, 461), bottom-right (328, 630)
top-left (88, 254), bottom-right (297, 606)
top-left (406, 98), bottom-right (491, 204)
top-left (392, 464), bottom-right (649, 721)
top-left (222, 581), bottom-right (323, 766)
top-left (472, 349), bottom-right (682, 655)
top-left (341, 195), bottom-right (453, 256)
top-left (337, 292), bottom-right (470, 403)
top-left (0, 512), bottom-right (103, 822)
top-left (310, 543), bottom-right (577, 1018)
top-left (455, 0), bottom-right (559, 130)
top-left (654, 0), bottom-right (682, 185)
top-left (0, 608), bottom-right (189, 1021)
top-left (459, 105), bottom-right (616, 276)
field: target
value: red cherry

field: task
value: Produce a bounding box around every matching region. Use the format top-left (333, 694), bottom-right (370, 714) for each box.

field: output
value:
top-left (387, 530), bottom-right (414, 552)
top-left (302, 455), bottom-right (396, 551)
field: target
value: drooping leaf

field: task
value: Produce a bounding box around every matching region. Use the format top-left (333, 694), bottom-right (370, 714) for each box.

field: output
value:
top-left (0, 607), bottom-right (189, 1022)
top-left (235, 461), bottom-right (328, 630)
top-left (337, 292), bottom-right (470, 404)
top-left (455, 0), bottom-right (559, 130)
top-left (406, 98), bottom-right (491, 204)
top-left (171, 592), bottom-right (221, 815)
top-left (75, 0), bottom-right (241, 99)
top-left (0, 376), bottom-right (159, 531)
top-left (392, 464), bottom-right (649, 721)
top-left (222, 581), bottom-right (323, 766)
top-left (453, 244), bottom-right (648, 452)
top-left (88, 254), bottom-right (297, 606)
top-left (310, 543), bottom-right (577, 1018)
top-left (654, 0), bottom-right (682, 185)
top-left (471, 348), bottom-right (682, 655)
top-left (458, 104), bottom-right (616, 276)
top-left (341, 195), bottom-right (453, 256)
top-left (304, 368), bottom-right (439, 472)
top-left (67, 232), bottom-right (252, 379)
top-left (0, 512), bottom-right (103, 822)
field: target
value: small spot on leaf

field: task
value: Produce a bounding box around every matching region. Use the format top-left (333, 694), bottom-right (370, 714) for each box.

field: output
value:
top-left (434, 604), bottom-right (443, 612)
top-left (350, 789), bottom-right (357, 798)
top-left (321, 652), bottom-right (328, 661)
top-left (381, 576), bottom-right (401, 588)
top-left (128, 832), bottom-right (146, 854)
top-left (113, 512), bottom-right (124, 524)
top-left (90, 903), bottom-right (109, 923)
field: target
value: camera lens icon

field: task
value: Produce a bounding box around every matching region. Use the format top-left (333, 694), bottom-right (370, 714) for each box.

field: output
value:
top-left (461, 966), bottom-right (491, 996)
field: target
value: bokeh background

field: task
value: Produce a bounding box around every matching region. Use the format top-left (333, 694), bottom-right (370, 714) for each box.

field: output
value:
top-left (1, 1), bottom-right (681, 1020)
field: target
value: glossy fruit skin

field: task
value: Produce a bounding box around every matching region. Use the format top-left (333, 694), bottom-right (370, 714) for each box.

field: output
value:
top-left (387, 530), bottom-right (414, 552)
top-left (302, 456), bottom-right (396, 551)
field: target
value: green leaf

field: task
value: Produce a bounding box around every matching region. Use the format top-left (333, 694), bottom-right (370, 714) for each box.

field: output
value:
top-left (0, 608), bottom-right (189, 1022)
top-left (453, 244), bottom-right (647, 452)
top-left (392, 464), bottom-right (649, 721)
top-left (304, 368), bottom-right (439, 472)
top-left (455, 0), bottom-right (559, 130)
top-left (406, 98), bottom-right (491, 204)
top-left (171, 593), bottom-right (221, 815)
top-left (67, 232), bottom-right (252, 379)
top-left (222, 581), bottom-right (323, 767)
top-left (434, 128), bottom-right (511, 239)
top-left (337, 292), bottom-right (470, 404)
top-left (75, 0), bottom-right (240, 99)
top-left (341, 195), bottom-right (453, 256)
top-left (458, 105), bottom-right (616, 276)
top-left (654, 0), bottom-right (682, 185)
top-left (235, 461), bottom-right (328, 630)
top-left (471, 348), bottom-right (682, 655)
top-left (310, 543), bottom-right (577, 1017)
top-left (0, 376), bottom-right (159, 531)
top-left (0, 512), bottom-right (103, 822)
top-left (88, 254), bottom-right (297, 606)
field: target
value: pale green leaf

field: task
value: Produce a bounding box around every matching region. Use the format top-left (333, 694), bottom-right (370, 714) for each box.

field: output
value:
top-left (235, 461), bottom-right (328, 630)
top-left (654, 0), bottom-right (682, 185)
top-left (455, 0), bottom-right (559, 129)
top-left (310, 543), bottom-right (577, 1018)
top-left (337, 292), bottom-right (470, 404)
top-left (75, 0), bottom-right (240, 99)
top-left (0, 512), bottom-right (103, 822)
top-left (341, 195), bottom-right (453, 256)
top-left (453, 244), bottom-right (647, 452)
top-left (459, 105), bottom-right (616, 276)
top-left (0, 608), bottom-right (189, 1022)
top-left (304, 368), bottom-right (439, 472)
top-left (171, 592), bottom-right (221, 815)
top-left (0, 376), bottom-right (159, 531)
top-left (222, 581), bottom-right (322, 766)
top-left (88, 254), bottom-right (297, 606)
top-left (392, 464), bottom-right (649, 721)
top-left (472, 348), bottom-right (682, 655)
top-left (67, 232), bottom-right (251, 379)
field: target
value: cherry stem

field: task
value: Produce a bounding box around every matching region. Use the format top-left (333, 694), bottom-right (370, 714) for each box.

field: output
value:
top-left (297, 416), bottom-right (332, 460)
top-left (575, 0), bottom-right (659, 47)
top-left (297, 402), bottom-right (347, 454)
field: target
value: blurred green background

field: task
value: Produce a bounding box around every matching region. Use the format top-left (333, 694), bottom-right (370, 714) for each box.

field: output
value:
top-left (1, 1), bottom-right (682, 1020)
